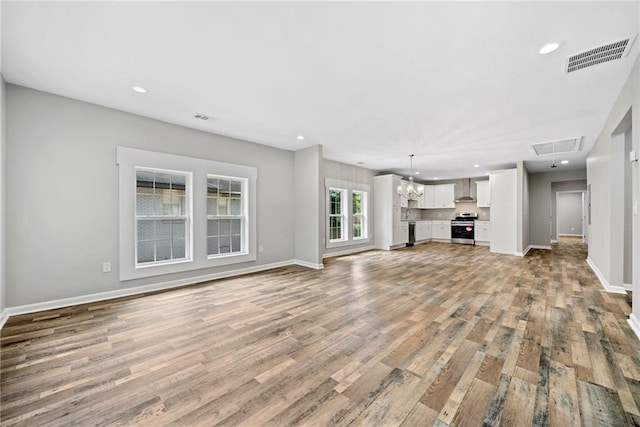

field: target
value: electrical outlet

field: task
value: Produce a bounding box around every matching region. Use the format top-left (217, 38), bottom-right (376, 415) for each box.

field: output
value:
top-left (102, 262), bottom-right (111, 273)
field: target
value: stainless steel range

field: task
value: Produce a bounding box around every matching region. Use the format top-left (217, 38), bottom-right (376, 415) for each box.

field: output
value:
top-left (451, 212), bottom-right (478, 245)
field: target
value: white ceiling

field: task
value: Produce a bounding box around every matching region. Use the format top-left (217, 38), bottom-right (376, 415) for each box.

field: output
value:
top-left (2, 1), bottom-right (639, 179)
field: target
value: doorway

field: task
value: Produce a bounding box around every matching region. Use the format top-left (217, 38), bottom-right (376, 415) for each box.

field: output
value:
top-left (556, 191), bottom-right (586, 243)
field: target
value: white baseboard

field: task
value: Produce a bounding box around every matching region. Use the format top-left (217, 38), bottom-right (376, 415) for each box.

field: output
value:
top-left (625, 283), bottom-right (633, 291)
top-left (558, 233), bottom-right (582, 237)
top-left (628, 314), bottom-right (640, 341)
top-left (293, 259), bottom-right (324, 269)
top-left (0, 309), bottom-right (8, 330)
top-left (474, 241), bottom-right (489, 247)
top-left (586, 257), bottom-right (626, 294)
top-left (3, 260), bottom-right (301, 319)
top-left (529, 245), bottom-right (552, 250)
top-left (323, 245), bottom-right (375, 259)
top-left (551, 240), bottom-right (558, 244)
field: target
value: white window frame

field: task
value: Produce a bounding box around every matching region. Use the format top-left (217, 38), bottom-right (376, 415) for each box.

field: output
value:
top-left (325, 178), bottom-right (371, 249)
top-left (206, 174), bottom-right (249, 258)
top-left (135, 167), bottom-right (192, 267)
top-left (352, 190), bottom-right (368, 240)
top-left (118, 147), bottom-right (257, 281)
top-left (328, 187), bottom-right (347, 243)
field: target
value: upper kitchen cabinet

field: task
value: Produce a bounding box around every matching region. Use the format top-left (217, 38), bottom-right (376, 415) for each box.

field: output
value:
top-left (433, 184), bottom-right (456, 208)
top-left (476, 180), bottom-right (491, 208)
top-left (418, 185), bottom-right (434, 208)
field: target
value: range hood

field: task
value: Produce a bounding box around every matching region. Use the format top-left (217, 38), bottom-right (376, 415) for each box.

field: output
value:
top-left (454, 178), bottom-right (476, 203)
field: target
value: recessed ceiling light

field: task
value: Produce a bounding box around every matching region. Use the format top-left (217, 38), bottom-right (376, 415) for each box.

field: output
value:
top-left (297, 135), bottom-right (305, 141)
top-left (485, 172), bottom-right (490, 176)
top-left (132, 86), bottom-right (147, 93)
top-left (561, 160), bottom-right (569, 164)
top-left (538, 42), bottom-right (561, 55)
top-left (473, 164), bottom-right (480, 168)
top-left (433, 177), bottom-right (439, 180)
top-left (415, 171), bottom-right (420, 175)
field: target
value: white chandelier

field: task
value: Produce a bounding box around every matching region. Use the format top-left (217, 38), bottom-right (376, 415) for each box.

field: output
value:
top-left (397, 154), bottom-right (424, 201)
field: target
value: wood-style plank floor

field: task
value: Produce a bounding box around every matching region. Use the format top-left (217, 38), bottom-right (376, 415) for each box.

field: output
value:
top-left (2, 237), bottom-right (640, 426)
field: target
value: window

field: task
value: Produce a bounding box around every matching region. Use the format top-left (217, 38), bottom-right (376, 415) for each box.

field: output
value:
top-left (325, 179), bottom-right (371, 249)
top-left (136, 169), bottom-right (190, 265)
top-left (207, 176), bottom-right (246, 256)
top-left (352, 190), bottom-right (367, 239)
top-left (329, 188), bottom-right (346, 242)
top-left (118, 147), bottom-right (257, 281)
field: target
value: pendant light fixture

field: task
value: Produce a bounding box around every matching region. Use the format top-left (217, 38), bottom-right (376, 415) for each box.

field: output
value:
top-left (397, 154), bottom-right (424, 200)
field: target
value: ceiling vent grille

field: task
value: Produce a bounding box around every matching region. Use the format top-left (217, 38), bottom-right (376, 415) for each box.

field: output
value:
top-left (194, 112), bottom-right (215, 121)
top-left (530, 137), bottom-right (582, 156)
top-left (566, 35), bottom-right (637, 73)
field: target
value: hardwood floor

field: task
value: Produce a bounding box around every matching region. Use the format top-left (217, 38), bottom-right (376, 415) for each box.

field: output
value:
top-left (2, 237), bottom-right (640, 426)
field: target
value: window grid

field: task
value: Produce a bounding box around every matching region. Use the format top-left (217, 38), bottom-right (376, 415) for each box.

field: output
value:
top-left (329, 188), bottom-right (346, 241)
top-left (352, 190), bottom-right (367, 239)
top-left (135, 169), bottom-right (189, 265)
top-left (207, 176), bottom-right (245, 256)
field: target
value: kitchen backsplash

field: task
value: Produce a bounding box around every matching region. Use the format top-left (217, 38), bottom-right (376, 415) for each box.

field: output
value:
top-left (403, 203), bottom-right (490, 221)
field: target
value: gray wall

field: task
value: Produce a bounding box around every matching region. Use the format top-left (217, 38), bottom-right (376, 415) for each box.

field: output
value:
top-left (587, 55), bottom-right (638, 297)
top-left (557, 192), bottom-right (583, 236)
top-left (323, 159), bottom-right (376, 256)
top-left (528, 170), bottom-right (587, 247)
top-left (294, 145), bottom-right (323, 266)
top-left (517, 161), bottom-right (530, 253)
top-left (6, 85), bottom-right (297, 306)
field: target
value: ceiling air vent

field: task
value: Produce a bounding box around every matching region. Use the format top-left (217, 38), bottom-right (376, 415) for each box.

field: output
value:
top-left (566, 34), bottom-right (637, 73)
top-left (530, 137), bottom-right (582, 156)
top-left (194, 112), bottom-right (215, 121)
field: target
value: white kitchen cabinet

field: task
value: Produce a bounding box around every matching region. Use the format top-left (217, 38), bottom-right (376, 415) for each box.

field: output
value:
top-left (393, 223), bottom-right (409, 246)
top-left (476, 180), bottom-right (491, 208)
top-left (433, 184), bottom-right (455, 208)
top-left (375, 174), bottom-right (410, 250)
top-left (420, 185), bottom-right (435, 208)
top-left (415, 220), bottom-right (432, 242)
top-left (396, 180), bottom-right (409, 207)
top-left (432, 220), bottom-right (451, 240)
top-left (474, 220), bottom-right (491, 244)
top-left (489, 169), bottom-right (517, 255)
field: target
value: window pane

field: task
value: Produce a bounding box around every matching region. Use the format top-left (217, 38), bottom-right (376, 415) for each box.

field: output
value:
top-left (156, 240), bottom-right (172, 261)
top-left (137, 241), bottom-right (155, 263)
top-left (137, 220), bottom-right (154, 241)
top-left (330, 216), bottom-right (342, 240)
top-left (153, 194), bottom-right (163, 216)
top-left (154, 173), bottom-right (171, 190)
top-left (156, 220), bottom-right (172, 240)
top-left (218, 179), bottom-right (230, 197)
top-left (230, 180), bottom-right (241, 194)
top-left (171, 174), bottom-right (186, 191)
top-left (172, 238), bottom-right (186, 259)
top-left (353, 192), bottom-right (363, 214)
top-left (208, 237), bottom-right (219, 255)
top-left (172, 220), bottom-right (185, 239)
top-left (208, 197), bottom-right (218, 215)
top-left (219, 219), bottom-right (231, 236)
top-left (207, 219), bottom-right (218, 237)
top-left (136, 194), bottom-right (154, 216)
top-left (219, 235), bottom-right (231, 253)
top-left (231, 219), bottom-right (241, 235)
top-left (231, 235), bottom-right (241, 253)
top-left (353, 216), bottom-right (362, 238)
top-left (230, 198), bottom-right (241, 215)
top-left (207, 178), bottom-right (219, 196)
top-left (330, 189), bottom-right (342, 215)
top-left (218, 198), bottom-right (228, 215)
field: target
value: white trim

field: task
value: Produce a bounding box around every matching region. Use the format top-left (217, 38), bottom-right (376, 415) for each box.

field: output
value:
top-left (586, 257), bottom-right (626, 294)
top-left (323, 245), bottom-right (375, 259)
top-left (628, 314), bottom-right (640, 342)
top-left (558, 233), bottom-right (583, 237)
top-left (294, 259), bottom-right (324, 269)
top-left (551, 239), bottom-right (558, 244)
top-left (624, 283), bottom-right (633, 291)
top-left (0, 309), bottom-right (8, 330)
top-left (474, 241), bottom-right (489, 247)
top-left (516, 246), bottom-right (531, 257)
top-left (3, 261), bottom-right (296, 318)
top-left (529, 245), bottom-right (552, 250)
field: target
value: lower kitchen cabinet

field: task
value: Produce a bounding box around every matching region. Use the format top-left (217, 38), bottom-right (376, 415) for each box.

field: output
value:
top-left (432, 220), bottom-right (451, 240)
top-left (415, 221), bottom-right (432, 242)
top-left (393, 223), bottom-right (409, 246)
top-left (475, 221), bottom-right (491, 244)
